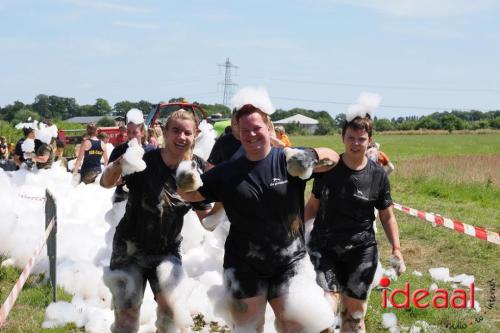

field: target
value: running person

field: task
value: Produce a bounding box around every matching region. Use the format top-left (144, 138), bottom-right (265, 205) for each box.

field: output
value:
top-left (179, 104), bottom-right (339, 332)
top-left (306, 115), bottom-right (405, 333)
top-left (73, 123), bottom-right (108, 184)
top-left (100, 110), bottom-right (211, 333)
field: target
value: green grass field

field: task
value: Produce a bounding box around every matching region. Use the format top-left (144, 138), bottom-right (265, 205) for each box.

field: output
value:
top-left (1, 132), bottom-right (499, 332)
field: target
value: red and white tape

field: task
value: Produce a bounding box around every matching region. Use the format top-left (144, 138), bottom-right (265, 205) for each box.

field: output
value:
top-left (0, 218), bottom-right (55, 327)
top-left (393, 203), bottom-right (500, 245)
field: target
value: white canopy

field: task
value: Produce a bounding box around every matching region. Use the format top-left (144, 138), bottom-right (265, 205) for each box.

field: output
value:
top-left (273, 114), bottom-right (319, 125)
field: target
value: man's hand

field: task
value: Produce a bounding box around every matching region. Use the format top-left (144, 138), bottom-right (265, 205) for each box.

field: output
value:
top-left (175, 160), bottom-right (203, 192)
top-left (389, 250), bottom-right (406, 276)
top-left (284, 148), bottom-right (316, 179)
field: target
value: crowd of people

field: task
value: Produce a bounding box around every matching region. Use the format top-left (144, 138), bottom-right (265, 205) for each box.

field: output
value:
top-left (2, 92), bottom-right (404, 333)
top-left (0, 121), bottom-right (65, 172)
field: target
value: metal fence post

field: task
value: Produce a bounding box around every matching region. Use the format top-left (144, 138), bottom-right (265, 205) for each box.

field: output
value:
top-left (45, 189), bottom-right (57, 303)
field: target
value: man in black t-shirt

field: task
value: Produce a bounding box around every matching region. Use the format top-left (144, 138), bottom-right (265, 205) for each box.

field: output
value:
top-left (100, 110), bottom-right (211, 333)
top-left (307, 116), bottom-right (405, 333)
top-left (207, 112), bottom-right (242, 166)
top-left (179, 104), bottom-right (339, 332)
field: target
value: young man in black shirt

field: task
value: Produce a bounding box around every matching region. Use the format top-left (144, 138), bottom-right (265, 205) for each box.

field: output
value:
top-left (307, 116), bottom-right (405, 333)
top-left (100, 110), bottom-right (212, 333)
top-left (207, 112), bottom-right (242, 166)
top-left (179, 104), bottom-right (339, 332)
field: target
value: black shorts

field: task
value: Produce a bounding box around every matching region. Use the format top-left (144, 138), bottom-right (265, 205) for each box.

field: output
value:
top-left (309, 244), bottom-right (378, 300)
top-left (223, 257), bottom-right (301, 300)
top-left (110, 235), bottom-right (182, 295)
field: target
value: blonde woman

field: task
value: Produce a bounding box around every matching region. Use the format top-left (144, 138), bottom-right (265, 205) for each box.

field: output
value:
top-left (100, 110), bottom-right (211, 333)
top-left (147, 127), bottom-right (159, 149)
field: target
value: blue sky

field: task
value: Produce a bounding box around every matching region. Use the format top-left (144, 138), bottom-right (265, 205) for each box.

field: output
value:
top-left (1, 0), bottom-right (499, 119)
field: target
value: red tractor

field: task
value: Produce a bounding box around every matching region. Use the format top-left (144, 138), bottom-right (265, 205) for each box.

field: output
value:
top-left (58, 102), bottom-right (208, 146)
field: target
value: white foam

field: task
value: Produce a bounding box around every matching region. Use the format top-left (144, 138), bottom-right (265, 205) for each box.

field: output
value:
top-left (230, 86), bottom-right (275, 115)
top-left (428, 267), bottom-right (451, 282)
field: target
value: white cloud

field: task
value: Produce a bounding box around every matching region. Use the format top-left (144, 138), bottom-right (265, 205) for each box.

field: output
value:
top-left (61, 0), bottom-right (151, 14)
top-left (332, 0), bottom-right (499, 18)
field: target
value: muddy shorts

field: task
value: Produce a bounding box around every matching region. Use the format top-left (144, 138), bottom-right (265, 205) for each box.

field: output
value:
top-left (107, 235), bottom-right (182, 310)
top-left (223, 256), bottom-right (301, 300)
top-left (309, 244), bottom-right (378, 300)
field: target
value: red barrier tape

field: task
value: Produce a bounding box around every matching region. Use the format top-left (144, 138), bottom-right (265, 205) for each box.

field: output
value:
top-left (393, 203), bottom-right (499, 245)
top-left (0, 218), bottom-right (55, 327)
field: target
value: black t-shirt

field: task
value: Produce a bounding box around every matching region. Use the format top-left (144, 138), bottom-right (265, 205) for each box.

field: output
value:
top-left (199, 147), bottom-right (310, 273)
top-left (207, 133), bottom-right (241, 165)
top-left (309, 156), bottom-right (392, 250)
top-left (115, 150), bottom-right (210, 254)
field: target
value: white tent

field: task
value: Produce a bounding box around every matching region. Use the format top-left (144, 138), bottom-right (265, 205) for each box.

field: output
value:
top-left (274, 114), bottom-right (319, 133)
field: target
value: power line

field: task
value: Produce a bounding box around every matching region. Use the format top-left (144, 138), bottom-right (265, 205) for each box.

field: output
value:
top-left (272, 96), bottom-right (495, 112)
top-left (241, 74), bottom-right (500, 93)
top-left (159, 75), bottom-right (219, 87)
top-left (218, 58), bottom-right (238, 106)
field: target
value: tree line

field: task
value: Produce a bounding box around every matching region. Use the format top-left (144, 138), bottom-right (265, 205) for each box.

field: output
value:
top-left (1, 94), bottom-right (499, 136)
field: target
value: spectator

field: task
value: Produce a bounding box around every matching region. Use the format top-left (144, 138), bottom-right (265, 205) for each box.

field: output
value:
top-left (54, 138), bottom-right (68, 170)
top-left (33, 137), bottom-right (56, 170)
top-left (147, 128), bottom-right (158, 149)
top-left (103, 108), bottom-right (153, 203)
top-left (275, 125), bottom-right (292, 147)
top-left (155, 126), bottom-right (165, 148)
top-left (0, 136), bottom-right (8, 161)
top-left (367, 142), bottom-right (395, 175)
top-left (98, 132), bottom-right (114, 162)
top-left (115, 125), bottom-right (128, 145)
top-left (14, 127), bottom-right (36, 169)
